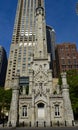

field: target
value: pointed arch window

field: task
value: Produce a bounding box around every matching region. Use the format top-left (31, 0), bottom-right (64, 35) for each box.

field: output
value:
top-left (22, 105), bottom-right (27, 117)
top-left (55, 105), bottom-right (60, 116)
top-left (37, 103), bottom-right (45, 118)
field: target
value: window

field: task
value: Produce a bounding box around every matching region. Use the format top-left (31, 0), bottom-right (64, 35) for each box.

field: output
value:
top-left (38, 0), bottom-right (41, 7)
top-left (37, 103), bottom-right (45, 118)
top-left (62, 59), bottom-right (65, 65)
top-left (28, 57), bottom-right (31, 61)
top-left (22, 106), bottom-right (27, 117)
top-left (44, 64), bottom-right (46, 67)
top-left (55, 105), bottom-right (60, 116)
top-left (74, 59), bottom-right (76, 64)
top-left (62, 65), bottom-right (66, 69)
top-left (65, 46), bottom-right (68, 51)
top-left (28, 64), bottom-right (30, 67)
top-left (9, 61), bottom-right (12, 67)
top-left (17, 69), bottom-right (20, 73)
top-left (68, 59), bottom-right (71, 65)
top-left (38, 103), bottom-right (44, 108)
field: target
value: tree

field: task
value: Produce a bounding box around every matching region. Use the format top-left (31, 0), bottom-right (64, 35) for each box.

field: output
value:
top-left (0, 88), bottom-right (12, 121)
top-left (67, 70), bottom-right (78, 120)
top-left (58, 70), bottom-right (78, 120)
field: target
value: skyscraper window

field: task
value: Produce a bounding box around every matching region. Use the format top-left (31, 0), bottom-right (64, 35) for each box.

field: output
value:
top-left (38, 0), bottom-right (41, 7)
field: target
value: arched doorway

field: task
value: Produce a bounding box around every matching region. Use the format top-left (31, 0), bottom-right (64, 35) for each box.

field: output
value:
top-left (37, 103), bottom-right (45, 119)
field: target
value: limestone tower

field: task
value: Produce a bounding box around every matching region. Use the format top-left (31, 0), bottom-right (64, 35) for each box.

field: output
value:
top-left (8, 0), bottom-right (74, 127)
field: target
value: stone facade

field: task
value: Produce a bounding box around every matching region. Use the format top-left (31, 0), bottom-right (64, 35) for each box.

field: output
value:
top-left (8, 1), bottom-right (74, 127)
top-left (8, 72), bottom-right (74, 127)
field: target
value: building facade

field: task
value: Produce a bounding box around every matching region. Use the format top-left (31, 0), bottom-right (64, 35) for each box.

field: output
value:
top-left (8, 0), bottom-right (74, 127)
top-left (46, 25), bottom-right (56, 77)
top-left (0, 46), bottom-right (7, 87)
top-left (5, 0), bottom-right (40, 89)
top-left (5, 0), bottom-right (57, 89)
top-left (55, 43), bottom-right (78, 76)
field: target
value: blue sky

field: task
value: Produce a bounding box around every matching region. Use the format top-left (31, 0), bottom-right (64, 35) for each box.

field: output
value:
top-left (0, 0), bottom-right (78, 57)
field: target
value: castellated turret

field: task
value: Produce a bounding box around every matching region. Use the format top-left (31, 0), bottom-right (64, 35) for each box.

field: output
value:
top-left (61, 72), bottom-right (74, 126)
top-left (8, 74), bottom-right (20, 127)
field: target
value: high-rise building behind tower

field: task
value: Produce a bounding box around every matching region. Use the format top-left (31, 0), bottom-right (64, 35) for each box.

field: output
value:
top-left (46, 25), bottom-right (57, 77)
top-left (0, 46), bottom-right (7, 87)
top-left (55, 43), bottom-right (78, 76)
top-left (5, 0), bottom-right (45, 89)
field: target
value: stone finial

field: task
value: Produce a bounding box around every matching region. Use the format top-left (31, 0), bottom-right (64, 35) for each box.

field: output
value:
top-left (13, 74), bottom-right (20, 89)
top-left (61, 72), bottom-right (69, 89)
top-left (56, 85), bottom-right (60, 94)
top-left (61, 72), bottom-right (67, 85)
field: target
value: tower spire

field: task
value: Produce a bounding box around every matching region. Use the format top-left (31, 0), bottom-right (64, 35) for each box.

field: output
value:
top-left (34, 0), bottom-right (48, 59)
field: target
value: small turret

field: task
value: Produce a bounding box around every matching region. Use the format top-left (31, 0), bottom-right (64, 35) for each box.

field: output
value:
top-left (61, 72), bottom-right (74, 126)
top-left (8, 74), bottom-right (20, 127)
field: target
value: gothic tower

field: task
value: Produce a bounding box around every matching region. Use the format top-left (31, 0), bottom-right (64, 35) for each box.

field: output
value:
top-left (8, 0), bottom-right (74, 127)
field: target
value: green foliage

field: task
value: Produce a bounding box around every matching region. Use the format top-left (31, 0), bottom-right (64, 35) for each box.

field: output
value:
top-left (0, 88), bottom-right (5, 102)
top-left (4, 89), bottom-right (12, 105)
top-left (58, 74), bottom-right (62, 85)
top-left (0, 88), bottom-right (12, 111)
top-left (58, 70), bottom-right (78, 119)
top-left (67, 70), bottom-right (78, 119)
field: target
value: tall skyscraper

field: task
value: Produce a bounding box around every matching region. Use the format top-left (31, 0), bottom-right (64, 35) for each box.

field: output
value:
top-left (46, 25), bottom-right (56, 77)
top-left (76, 2), bottom-right (78, 15)
top-left (8, 0), bottom-right (74, 127)
top-left (5, 0), bottom-right (45, 89)
top-left (0, 46), bottom-right (7, 87)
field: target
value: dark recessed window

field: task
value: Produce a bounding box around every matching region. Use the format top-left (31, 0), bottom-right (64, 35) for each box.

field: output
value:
top-left (22, 106), bottom-right (27, 117)
top-left (55, 105), bottom-right (60, 116)
top-left (38, 0), bottom-right (41, 7)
